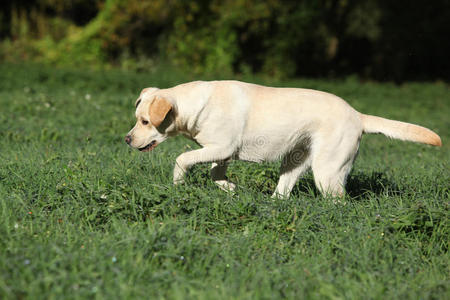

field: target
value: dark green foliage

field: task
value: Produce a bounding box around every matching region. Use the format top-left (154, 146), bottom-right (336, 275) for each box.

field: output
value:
top-left (0, 64), bottom-right (448, 298)
top-left (1, 0), bottom-right (449, 80)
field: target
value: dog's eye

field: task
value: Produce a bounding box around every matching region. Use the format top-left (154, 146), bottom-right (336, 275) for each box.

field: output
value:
top-left (142, 120), bottom-right (149, 125)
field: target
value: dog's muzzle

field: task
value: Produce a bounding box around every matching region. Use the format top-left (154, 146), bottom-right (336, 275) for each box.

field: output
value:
top-left (138, 140), bottom-right (157, 152)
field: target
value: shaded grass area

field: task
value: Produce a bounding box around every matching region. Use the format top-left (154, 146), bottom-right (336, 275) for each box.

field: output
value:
top-left (0, 64), bottom-right (449, 299)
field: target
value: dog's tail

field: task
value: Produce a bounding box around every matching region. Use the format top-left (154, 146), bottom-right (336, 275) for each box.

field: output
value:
top-left (360, 114), bottom-right (442, 146)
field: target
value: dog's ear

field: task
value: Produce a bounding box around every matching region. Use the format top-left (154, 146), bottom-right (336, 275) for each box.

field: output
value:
top-left (135, 98), bottom-right (142, 108)
top-left (149, 96), bottom-right (172, 127)
top-left (137, 87), bottom-right (159, 108)
top-left (139, 88), bottom-right (152, 96)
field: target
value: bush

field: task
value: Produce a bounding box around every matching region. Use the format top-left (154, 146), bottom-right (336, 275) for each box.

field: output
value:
top-left (1, 0), bottom-right (449, 80)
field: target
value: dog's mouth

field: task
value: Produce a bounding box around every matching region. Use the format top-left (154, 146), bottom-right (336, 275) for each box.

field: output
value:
top-left (138, 140), bottom-right (158, 152)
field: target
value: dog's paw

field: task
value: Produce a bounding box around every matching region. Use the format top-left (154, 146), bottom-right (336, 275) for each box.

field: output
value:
top-left (332, 198), bottom-right (347, 205)
top-left (173, 178), bottom-right (186, 185)
top-left (271, 192), bottom-right (289, 199)
top-left (214, 180), bottom-right (236, 192)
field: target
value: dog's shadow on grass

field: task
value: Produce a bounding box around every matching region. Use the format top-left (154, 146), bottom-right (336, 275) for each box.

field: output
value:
top-left (289, 171), bottom-right (403, 200)
top-left (188, 165), bottom-right (402, 200)
top-left (345, 172), bottom-right (402, 199)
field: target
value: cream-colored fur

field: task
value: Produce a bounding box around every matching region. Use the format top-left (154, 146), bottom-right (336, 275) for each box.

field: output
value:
top-left (126, 80), bottom-right (441, 198)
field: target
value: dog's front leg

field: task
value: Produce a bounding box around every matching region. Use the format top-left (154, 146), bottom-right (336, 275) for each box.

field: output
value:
top-left (173, 146), bottom-right (234, 185)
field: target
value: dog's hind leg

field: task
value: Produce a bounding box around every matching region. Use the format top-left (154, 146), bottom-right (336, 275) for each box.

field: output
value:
top-left (312, 161), bottom-right (353, 199)
top-left (311, 132), bottom-right (361, 200)
top-left (211, 162), bottom-right (236, 191)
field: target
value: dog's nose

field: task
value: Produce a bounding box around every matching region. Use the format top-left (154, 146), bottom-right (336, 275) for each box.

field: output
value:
top-left (125, 135), bottom-right (132, 144)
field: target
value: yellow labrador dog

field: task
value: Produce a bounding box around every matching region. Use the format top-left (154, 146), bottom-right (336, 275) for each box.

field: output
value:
top-left (125, 81), bottom-right (441, 198)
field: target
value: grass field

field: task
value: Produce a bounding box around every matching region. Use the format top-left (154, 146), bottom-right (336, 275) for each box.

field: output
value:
top-left (0, 64), bottom-right (448, 299)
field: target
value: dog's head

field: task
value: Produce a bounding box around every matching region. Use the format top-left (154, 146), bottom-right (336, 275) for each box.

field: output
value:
top-left (125, 88), bottom-right (176, 152)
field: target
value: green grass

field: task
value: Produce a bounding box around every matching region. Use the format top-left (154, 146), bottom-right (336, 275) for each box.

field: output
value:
top-left (0, 64), bottom-right (448, 299)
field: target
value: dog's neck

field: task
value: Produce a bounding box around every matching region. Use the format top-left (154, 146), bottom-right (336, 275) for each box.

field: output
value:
top-left (163, 84), bottom-right (210, 141)
top-left (173, 111), bottom-right (200, 139)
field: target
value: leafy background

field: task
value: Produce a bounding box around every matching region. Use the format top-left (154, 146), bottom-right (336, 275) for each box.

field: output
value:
top-left (1, 0), bottom-right (449, 81)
